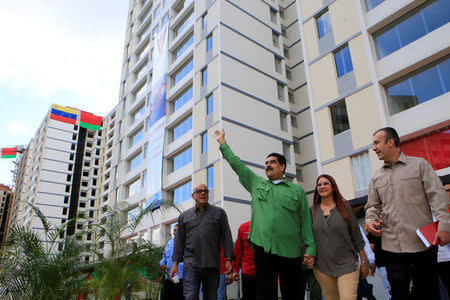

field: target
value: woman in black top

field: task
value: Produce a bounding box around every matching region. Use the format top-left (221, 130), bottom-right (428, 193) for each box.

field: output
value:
top-left (311, 174), bottom-right (369, 300)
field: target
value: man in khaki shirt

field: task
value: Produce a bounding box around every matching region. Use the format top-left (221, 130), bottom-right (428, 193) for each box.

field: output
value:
top-left (365, 127), bottom-right (450, 300)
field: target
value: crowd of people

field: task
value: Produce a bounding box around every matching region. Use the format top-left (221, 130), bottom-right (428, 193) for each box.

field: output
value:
top-left (158, 127), bottom-right (450, 300)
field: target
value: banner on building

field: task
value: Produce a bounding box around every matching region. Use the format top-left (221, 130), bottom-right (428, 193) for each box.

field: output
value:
top-left (145, 24), bottom-right (169, 210)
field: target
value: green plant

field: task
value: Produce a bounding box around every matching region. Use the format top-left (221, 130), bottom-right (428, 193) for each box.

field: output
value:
top-left (0, 205), bottom-right (86, 300)
top-left (85, 201), bottom-right (177, 300)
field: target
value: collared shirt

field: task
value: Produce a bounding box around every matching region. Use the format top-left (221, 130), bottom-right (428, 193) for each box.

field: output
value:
top-left (233, 221), bottom-right (255, 276)
top-left (312, 204), bottom-right (364, 277)
top-left (365, 153), bottom-right (450, 253)
top-left (220, 143), bottom-right (316, 258)
top-left (160, 238), bottom-right (184, 279)
top-left (172, 203), bottom-right (234, 270)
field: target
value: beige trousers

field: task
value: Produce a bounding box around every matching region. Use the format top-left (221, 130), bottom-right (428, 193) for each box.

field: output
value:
top-left (313, 262), bottom-right (360, 300)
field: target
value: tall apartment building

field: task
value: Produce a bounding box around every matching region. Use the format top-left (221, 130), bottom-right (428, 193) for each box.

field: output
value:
top-left (106, 0), bottom-right (449, 247)
top-left (9, 106), bottom-right (104, 260)
top-left (297, 0), bottom-right (449, 203)
top-left (0, 184), bottom-right (12, 246)
top-left (105, 0), bottom-right (317, 245)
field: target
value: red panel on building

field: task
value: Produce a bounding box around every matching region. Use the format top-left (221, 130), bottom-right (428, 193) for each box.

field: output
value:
top-left (401, 128), bottom-right (450, 171)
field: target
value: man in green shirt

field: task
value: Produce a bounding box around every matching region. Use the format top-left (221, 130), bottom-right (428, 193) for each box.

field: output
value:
top-left (214, 129), bottom-right (315, 300)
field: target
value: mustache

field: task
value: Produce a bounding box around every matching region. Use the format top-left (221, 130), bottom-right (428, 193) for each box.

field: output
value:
top-left (265, 167), bottom-right (273, 171)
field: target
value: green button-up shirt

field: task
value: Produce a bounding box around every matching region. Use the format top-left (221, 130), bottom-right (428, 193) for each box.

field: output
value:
top-left (220, 143), bottom-right (316, 258)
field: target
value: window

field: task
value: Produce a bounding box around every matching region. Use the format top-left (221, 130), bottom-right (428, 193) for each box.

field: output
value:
top-left (288, 91), bottom-right (295, 104)
top-left (130, 104), bottom-right (145, 124)
top-left (63, 207), bottom-right (68, 215)
top-left (64, 196), bottom-right (69, 204)
top-left (294, 140), bottom-right (301, 154)
top-left (207, 94), bottom-right (213, 114)
top-left (282, 143), bottom-right (291, 164)
top-left (174, 181), bottom-right (192, 205)
top-left (365, 0), bottom-right (384, 10)
top-left (283, 46), bottom-right (290, 58)
top-left (374, 0), bottom-right (449, 59)
top-left (175, 35), bottom-right (194, 59)
top-left (202, 13), bottom-right (207, 30)
top-left (281, 28), bottom-right (287, 38)
top-left (176, 14), bottom-right (194, 36)
top-left (201, 68), bottom-right (208, 86)
top-left (385, 57), bottom-right (449, 115)
top-left (207, 166), bottom-right (214, 189)
top-left (286, 68), bottom-right (292, 80)
top-left (270, 8), bottom-right (277, 23)
top-left (274, 56), bottom-right (282, 73)
top-left (68, 164), bottom-right (73, 171)
top-left (65, 185), bottom-right (70, 193)
top-left (72, 133), bottom-right (77, 140)
top-left (172, 86), bottom-right (193, 112)
top-left (334, 46), bottom-right (353, 77)
top-left (128, 152), bottom-right (143, 172)
top-left (291, 115), bottom-right (297, 128)
top-left (296, 167), bottom-right (303, 182)
top-left (316, 10), bottom-right (332, 39)
top-left (352, 152), bottom-right (372, 191)
top-left (206, 34), bottom-right (213, 52)
top-left (280, 111), bottom-right (288, 132)
top-left (126, 177), bottom-right (141, 198)
top-left (135, 82), bottom-right (147, 100)
top-left (330, 100), bottom-right (350, 135)
top-left (277, 83), bottom-right (285, 101)
top-left (173, 147), bottom-right (192, 171)
top-left (154, 5), bottom-right (160, 18)
top-left (172, 115), bottom-right (192, 141)
top-left (272, 31), bottom-right (279, 48)
top-left (129, 127), bottom-right (144, 147)
top-left (201, 132), bottom-right (208, 153)
top-left (173, 59), bottom-right (193, 85)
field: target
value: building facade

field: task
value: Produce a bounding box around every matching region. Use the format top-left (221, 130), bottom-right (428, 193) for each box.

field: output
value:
top-left (298, 0), bottom-right (449, 202)
top-left (9, 106), bottom-right (104, 261)
top-left (107, 0), bottom-right (449, 247)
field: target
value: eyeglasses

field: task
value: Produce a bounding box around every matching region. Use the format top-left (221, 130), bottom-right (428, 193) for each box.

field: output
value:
top-left (193, 189), bottom-right (209, 194)
top-left (317, 182), bottom-right (331, 187)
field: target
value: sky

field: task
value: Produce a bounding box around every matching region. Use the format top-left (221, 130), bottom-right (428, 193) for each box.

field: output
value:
top-left (0, 1), bottom-right (129, 187)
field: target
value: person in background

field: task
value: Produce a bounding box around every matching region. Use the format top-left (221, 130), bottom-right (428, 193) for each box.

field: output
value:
top-left (312, 174), bottom-right (368, 300)
top-left (367, 231), bottom-right (391, 300)
top-left (217, 248), bottom-right (227, 300)
top-left (437, 183), bottom-right (450, 299)
top-left (299, 238), bottom-right (322, 300)
top-left (356, 225), bottom-right (376, 300)
top-left (232, 221), bottom-right (256, 300)
top-left (160, 225), bottom-right (184, 300)
top-left (366, 127), bottom-right (450, 299)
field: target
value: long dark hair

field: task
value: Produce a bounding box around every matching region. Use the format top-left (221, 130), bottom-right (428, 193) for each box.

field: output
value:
top-left (313, 174), bottom-right (349, 220)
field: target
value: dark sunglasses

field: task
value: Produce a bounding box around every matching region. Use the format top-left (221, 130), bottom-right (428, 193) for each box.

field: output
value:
top-left (193, 189), bottom-right (209, 194)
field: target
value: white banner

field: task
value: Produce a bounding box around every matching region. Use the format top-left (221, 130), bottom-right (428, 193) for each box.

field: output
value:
top-left (145, 24), bottom-right (169, 210)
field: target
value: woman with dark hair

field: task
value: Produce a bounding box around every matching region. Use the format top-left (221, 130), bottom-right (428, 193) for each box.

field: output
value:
top-left (311, 174), bottom-right (368, 300)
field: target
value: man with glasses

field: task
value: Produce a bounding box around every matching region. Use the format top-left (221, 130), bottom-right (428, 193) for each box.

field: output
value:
top-left (366, 127), bottom-right (450, 300)
top-left (214, 129), bottom-right (315, 300)
top-left (170, 183), bottom-right (234, 300)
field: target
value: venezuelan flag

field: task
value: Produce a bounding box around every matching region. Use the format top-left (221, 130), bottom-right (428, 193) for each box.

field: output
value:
top-left (50, 104), bottom-right (79, 125)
